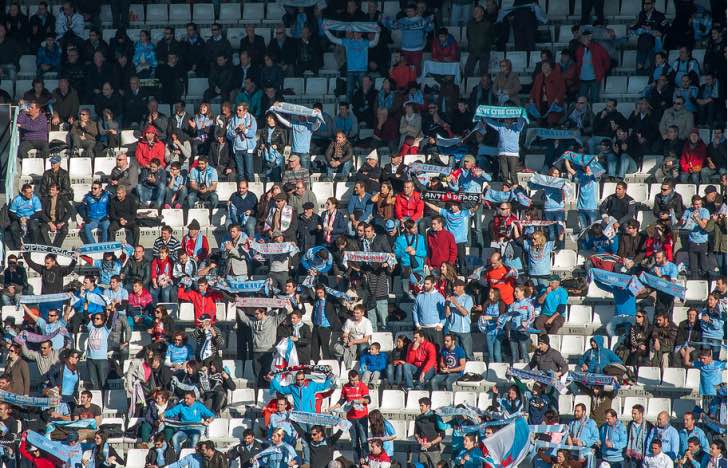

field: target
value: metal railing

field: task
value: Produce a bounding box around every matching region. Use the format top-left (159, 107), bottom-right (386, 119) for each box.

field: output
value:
top-left (4, 105), bottom-right (18, 197)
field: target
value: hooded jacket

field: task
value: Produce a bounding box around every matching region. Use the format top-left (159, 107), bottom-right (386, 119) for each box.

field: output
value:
top-left (81, 189), bottom-right (110, 222)
top-left (135, 126), bottom-right (167, 169)
top-left (431, 34), bottom-right (459, 62)
top-left (679, 135), bottom-right (707, 173)
top-left (426, 228), bottom-right (457, 269)
top-left (577, 336), bottom-right (622, 373)
top-left (405, 340), bottom-right (437, 374)
top-left (237, 309), bottom-right (288, 352)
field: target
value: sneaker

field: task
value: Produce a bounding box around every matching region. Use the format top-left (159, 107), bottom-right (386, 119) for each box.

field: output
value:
top-left (163, 204), bottom-right (171, 209)
top-left (174, 203), bottom-right (182, 209)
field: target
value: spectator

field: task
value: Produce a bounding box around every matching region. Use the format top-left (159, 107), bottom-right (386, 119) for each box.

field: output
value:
top-left (465, 6), bottom-right (495, 77)
top-left (162, 391), bottom-right (215, 455)
top-left (3, 344), bottom-right (29, 395)
top-left (205, 54), bottom-right (235, 103)
top-left (268, 25), bottom-right (297, 76)
top-left (431, 27), bottom-right (459, 63)
top-left (281, 155), bottom-right (310, 189)
top-left (574, 30), bottom-right (611, 103)
top-left (237, 307), bottom-right (288, 389)
top-left (529, 61), bottom-right (566, 127)
top-left (659, 97), bottom-right (694, 140)
top-left (413, 396), bottom-right (446, 465)
top-left (187, 157), bottom-right (219, 210)
top-left (413, 276), bottom-right (446, 345)
top-left (680, 195), bottom-right (710, 279)
top-left (108, 185), bottom-right (140, 247)
top-left (36, 33), bottom-right (61, 76)
top-left (229, 180), bottom-right (258, 238)
top-left (443, 279), bottom-right (473, 358)
top-left (295, 26), bottom-right (322, 75)
top-left (181, 23), bottom-right (207, 75)
top-left (629, 0), bottom-right (668, 73)
top-left (17, 100), bottom-right (49, 158)
top-left (205, 23), bottom-right (232, 65)
top-left (137, 158), bottom-right (167, 209)
top-left (329, 369), bottom-right (370, 461)
top-left (598, 409), bottom-right (628, 466)
top-left (79, 181), bottom-right (111, 244)
top-left (429, 333), bottom-right (466, 390)
top-left (226, 102), bottom-right (258, 182)
top-left (156, 52), bottom-right (186, 105)
top-left (288, 181), bottom-right (317, 216)
top-left (679, 129), bottom-right (708, 183)
top-left (494, 59), bottom-right (522, 105)
top-left (240, 25), bottom-right (267, 67)
top-left (385, 5), bottom-right (432, 74)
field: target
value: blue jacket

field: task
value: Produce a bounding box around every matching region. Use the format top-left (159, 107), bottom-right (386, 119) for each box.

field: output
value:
top-left (579, 233), bottom-right (618, 254)
top-left (133, 41), bottom-right (157, 69)
top-left (359, 351), bottom-right (389, 373)
top-left (9, 194), bottom-right (42, 218)
top-left (393, 233), bottom-right (427, 272)
top-left (227, 113), bottom-right (258, 152)
top-left (568, 417), bottom-right (600, 448)
top-left (679, 426), bottom-right (710, 458)
top-left (386, 16), bottom-right (432, 51)
top-left (599, 421), bottom-right (627, 462)
top-left (655, 425), bottom-right (681, 460)
top-left (270, 375), bottom-right (334, 413)
top-left (413, 289), bottom-right (446, 328)
top-left (700, 305), bottom-right (725, 340)
top-left (81, 190), bottom-right (110, 222)
top-left (37, 43), bottom-right (61, 67)
top-left (578, 335), bottom-right (622, 373)
top-left (164, 401), bottom-right (214, 423)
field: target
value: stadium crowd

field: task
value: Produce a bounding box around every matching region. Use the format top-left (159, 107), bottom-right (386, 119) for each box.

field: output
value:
top-left (0, 0), bottom-right (726, 467)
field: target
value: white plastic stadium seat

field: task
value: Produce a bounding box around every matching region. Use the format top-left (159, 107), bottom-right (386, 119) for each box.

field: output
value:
top-left (371, 332), bottom-right (393, 352)
top-left (454, 391), bottom-right (478, 407)
top-left (93, 157), bottom-right (116, 177)
top-left (161, 209), bottom-right (184, 227)
top-left (567, 305), bottom-right (592, 326)
top-left (125, 449), bottom-right (148, 468)
top-left (380, 389), bottom-right (405, 410)
top-left (48, 130), bottom-right (69, 143)
top-left (69, 157), bottom-right (92, 177)
top-left (430, 391), bottom-right (453, 409)
top-left (311, 182), bottom-right (334, 209)
top-left (169, 4), bottom-right (191, 23)
top-left (559, 335), bottom-right (585, 359)
top-left (646, 398), bottom-right (671, 420)
top-left (553, 250), bottom-right (577, 271)
top-left (146, 4), bottom-right (168, 23)
top-left (636, 367), bottom-right (661, 386)
top-left (21, 158), bottom-right (45, 178)
top-left (621, 397), bottom-right (648, 419)
top-left (187, 208), bottom-right (211, 227)
top-left (661, 367), bottom-right (686, 388)
top-left (684, 281), bottom-right (708, 302)
top-left (207, 418), bottom-right (228, 438)
top-left (219, 3), bottom-right (242, 23)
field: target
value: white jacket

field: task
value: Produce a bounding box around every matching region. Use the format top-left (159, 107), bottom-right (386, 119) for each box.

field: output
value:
top-left (643, 452), bottom-right (674, 468)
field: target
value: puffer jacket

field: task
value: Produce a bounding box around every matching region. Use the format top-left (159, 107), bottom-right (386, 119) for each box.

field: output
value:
top-left (135, 125), bottom-right (167, 168)
top-left (81, 189), bottom-right (110, 221)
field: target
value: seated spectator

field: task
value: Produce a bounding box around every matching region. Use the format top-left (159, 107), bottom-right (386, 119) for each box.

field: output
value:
top-left (295, 26), bottom-right (322, 75)
top-left (70, 108), bottom-right (100, 157)
top-left (578, 336), bottom-right (623, 375)
top-left (281, 155), bottom-right (310, 188)
top-left (137, 158), bottom-right (166, 209)
top-left (259, 54), bottom-right (284, 91)
top-left (431, 27), bottom-right (459, 63)
top-left (528, 334), bottom-right (568, 376)
top-left (235, 78), bottom-right (263, 121)
top-left (402, 330), bottom-right (437, 390)
top-left (79, 182), bottom-right (111, 244)
top-left (187, 157), bottom-right (219, 210)
top-left (17, 101), bottom-right (49, 158)
top-left (334, 102), bottom-right (359, 141)
top-left (429, 334), bottom-right (465, 390)
top-left (133, 30), bottom-right (157, 78)
top-left (156, 51), bottom-right (187, 105)
top-left (494, 59), bottom-right (521, 105)
top-left (163, 391), bottom-right (215, 455)
top-left (529, 61), bottom-right (566, 127)
top-left (205, 54), bottom-right (235, 103)
top-left (36, 32), bottom-right (61, 76)
top-left (108, 185), bottom-right (140, 247)
top-left (659, 97), bottom-right (694, 140)
top-left (679, 129), bottom-right (708, 183)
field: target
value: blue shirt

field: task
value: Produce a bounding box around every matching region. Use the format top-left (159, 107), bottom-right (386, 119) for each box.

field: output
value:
top-left (445, 293), bottom-right (473, 334)
top-left (651, 261), bottom-right (678, 280)
top-left (290, 119), bottom-right (318, 154)
top-left (541, 287), bottom-right (568, 317)
top-left (414, 290), bottom-right (446, 328)
top-left (580, 48), bottom-right (596, 80)
top-left (614, 287), bottom-right (637, 317)
top-left (523, 240), bottom-right (554, 276)
top-left (61, 365), bottom-right (79, 396)
top-left (599, 422), bottom-right (627, 462)
top-left (678, 426), bottom-right (710, 457)
top-left (542, 185), bottom-right (565, 212)
top-left (9, 194), bottom-right (42, 218)
top-left (313, 299), bottom-right (331, 328)
top-left (693, 359), bottom-right (726, 396)
top-left (341, 38), bottom-right (370, 72)
top-left (575, 171), bottom-right (598, 210)
top-left (189, 166), bottom-right (218, 187)
top-left (347, 193), bottom-right (373, 222)
top-left (439, 345), bottom-right (466, 375)
top-left (681, 207), bottom-right (710, 244)
top-left (654, 425), bottom-right (681, 460)
top-left (36, 316), bottom-right (67, 350)
top-left (166, 344), bottom-right (194, 365)
top-left (477, 302), bottom-right (501, 335)
top-left (700, 306), bottom-right (725, 340)
top-left (439, 208), bottom-right (470, 244)
top-left (86, 324), bottom-right (111, 360)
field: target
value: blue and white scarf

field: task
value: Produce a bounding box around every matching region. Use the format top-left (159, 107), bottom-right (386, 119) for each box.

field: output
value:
top-left (589, 268), bottom-right (643, 296)
top-left (268, 102), bottom-right (324, 122)
top-left (290, 411), bottom-right (352, 430)
top-left (18, 292), bottom-right (75, 305)
top-left (638, 272), bottom-right (686, 300)
top-left (77, 242), bottom-right (130, 255)
top-left (323, 19), bottom-right (380, 33)
top-left (45, 418), bottom-right (97, 436)
top-left (525, 128), bottom-right (582, 147)
top-left (474, 105), bottom-right (529, 123)
top-left (508, 368), bottom-right (567, 394)
top-left (410, 162), bottom-right (452, 175)
top-left (483, 188), bottom-right (532, 207)
top-left (21, 244), bottom-right (77, 258)
top-left (0, 391), bottom-right (58, 409)
top-left (566, 371), bottom-right (621, 390)
top-left (26, 430), bottom-right (83, 463)
top-left (560, 151), bottom-right (606, 178)
top-left (528, 173), bottom-right (575, 202)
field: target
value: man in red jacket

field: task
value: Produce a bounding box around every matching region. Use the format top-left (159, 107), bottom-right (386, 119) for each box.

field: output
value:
top-left (395, 180), bottom-right (424, 223)
top-left (574, 30), bottom-right (611, 105)
top-left (426, 216), bottom-right (457, 271)
top-left (402, 330), bottom-right (437, 390)
top-left (135, 125), bottom-right (166, 169)
top-left (177, 278), bottom-right (224, 326)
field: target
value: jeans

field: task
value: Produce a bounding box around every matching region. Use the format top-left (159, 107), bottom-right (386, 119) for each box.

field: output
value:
top-left (163, 186), bottom-right (187, 207)
top-left (233, 149), bottom-right (255, 182)
top-left (607, 153), bottom-right (637, 179)
top-left (687, 241), bottom-right (709, 279)
top-left (429, 372), bottom-right (460, 390)
top-left (450, 3), bottom-right (471, 25)
top-left (136, 184), bottom-right (166, 208)
top-left (347, 71), bottom-right (365, 102)
top-left (326, 160), bottom-right (353, 179)
top-left (581, 0), bottom-right (604, 24)
top-left (187, 190), bottom-right (219, 209)
top-left (368, 299), bottom-right (388, 332)
top-left (87, 358), bottom-right (109, 391)
top-left (387, 364), bottom-right (405, 386)
top-left (544, 210), bottom-right (565, 247)
top-left (578, 80), bottom-right (601, 103)
top-left (82, 219), bottom-right (110, 244)
top-left (293, 152), bottom-right (311, 170)
top-left (680, 172), bottom-right (701, 184)
top-left (349, 417), bottom-right (369, 461)
top-left (703, 338), bottom-right (723, 360)
top-left (509, 331), bottom-right (530, 363)
top-left (578, 210), bottom-right (599, 230)
top-left (151, 285), bottom-right (176, 303)
top-left (451, 331), bottom-right (473, 360)
top-left (485, 333), bottom-right (503, 362)
top-left (402, 363), bottom-right (435, 389)
top-left (464, 52), bottom-right (490, 77)
top-left (171, 429), bottom-right (202, 454)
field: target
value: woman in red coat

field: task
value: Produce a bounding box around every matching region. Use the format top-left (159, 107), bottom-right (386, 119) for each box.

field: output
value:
top-left (679, 128), bottom-right (707, 183)
top-left (529, 61), bottom-right (566, 126)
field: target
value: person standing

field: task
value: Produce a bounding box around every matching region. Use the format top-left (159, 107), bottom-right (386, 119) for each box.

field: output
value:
top-left (330, 370), bottom-right (371, 463)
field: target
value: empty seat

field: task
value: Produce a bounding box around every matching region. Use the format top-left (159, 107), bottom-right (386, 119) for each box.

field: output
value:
top-left (371, 332), bottom-right (393, 352)
top-left (311, 182), bottom-right (334, 209)
top-left (674, 184), bottom-right (697, 202)
top-left (187, 208), bottom-right (211, 227)
top-left (559, 335), bottom-right (585, 359)
top-left (637, 366), bottom-right (661, 386)
top-left (430, 391), bottom-right (453, 409)
top-left (685, 281), bottom-right (708, 302)
top-left (207, 418), bottom-right (229, 439)
top-left (306, 77), bottom-right (328, 95)
top-left (604, 76), bottom-right (628, 94)
top-left (453, 391), bottom-right (478, 407)
top-left (587, 282), bottom-right (612, 301)
top-left (169, 4), bottom-right (191, 22)
top-left (219, 3), bottom-right (242, 22)
top-left (567, 305), bottom-right (592, 326)
top-left (243, 3), bottom-right (265, 20)
top-left (178, 302), bottom-right (195, 321)
top-left (558, 394), bottom-right (574, 414)
top-left (161, 209), bottom-right (184, 227)
top-left (69, 157), bottom-right (92, 177)
top-left (126, 449), bottom-right (148, 468)
top-left (646, 398), bottom-right (671, 420)
top-left (553, 249), bottom-right (577, 271)
top-left (628, 183), bottom-right (649, 203)
top-left (187, 78), bottom-right (208, 99)
top-left (685, 368), bottom-right (700, 391)
top-left (21, 158), bottom-right (45, 178)
top-left (48, 130), bottom-right (69, 143)
top-left (335, 182), bottom-right (354, 203)
top-left (146, 4), bottom-right (168, 23)
top-left (380, 389), bottom-right (405, 410)
top-left (406, 390), bottom-right (430, 410)
top-left (627, 76), bottom-right (648, 94)
top-left (192, 3), bottom-right (214, 22)
top-left (216, 181), bottom-right (237, 202)
top-left (460, 361), bottom-right (487, 386)
top-left (93, 157), bottom-right (116, 177)
top-left (592, 305), bottom-right (615, 325)
top-left (486, 362), bottom-right (509, 383)
top-left (228, 418), bottom-right (250, 438)
top-left (662, 367), bottom-right (686, 388)
top-left (283, 77), bottom-right (304, 95)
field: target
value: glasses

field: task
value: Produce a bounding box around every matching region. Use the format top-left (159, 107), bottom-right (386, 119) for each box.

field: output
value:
top-left (661, 187), bottom-right (670, 191)
top-left (94, 317), bottom-right (104, 321)
top-left (577, 101), bottom-right (587, 104)
top-left (116, 158), bottom-right (124, 161)
top-left (92, 186), bottom-right (101, 190)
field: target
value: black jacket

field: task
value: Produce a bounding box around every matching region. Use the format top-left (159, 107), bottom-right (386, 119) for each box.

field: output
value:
top-left (381, 162), bottom-right (410, 193)
top-left (652, 189), bottom-right (684, 218)
top-left (39, 195), bottom-right (73, 225)
top-left (293, 421), bottom-right (343, 468)
top-left (208, 140), bottom-right (233, 172)
top-left (257, 126), bottom-right (287, 152)
top-left (155, 62), bottom-right (187, 104)
top-left (108, 194), bottom-right (139, 225)
top-left (40, 168), bottom-right (73, 202)
top-left (145, 443), bottom-right (176, 466)
top-left (297, 213), bottom-right (321, 254)
top-left (278, 321), bottom-right (312, 364)
top-left (227, 440), bottom-right (265, 468)
top-left (23, 253), bottom-right (76, 294)
top-left (675, 318), bottom-right (702, 348)
top-left (599, 194), bottom-right (636, 225)
top-left (313, 299), bottom-right (343, 330)
top-left (122, 257), bottom-right (151, 287)
top-left (356, 164), bottom-right (382, 194)
top-left (123, 88), bottom-right (148, 126)
top-left (267, 37), bottom-right (297, 66)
